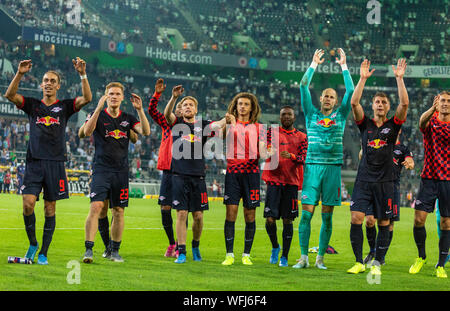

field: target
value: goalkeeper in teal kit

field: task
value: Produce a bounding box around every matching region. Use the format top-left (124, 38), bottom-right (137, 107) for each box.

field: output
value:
top-left (293, 49), bottom-right (354, 270)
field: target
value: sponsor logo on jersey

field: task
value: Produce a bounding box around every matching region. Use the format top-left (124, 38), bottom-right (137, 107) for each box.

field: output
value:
top-left (394, 149), bottom-right (402, 155)
top-left (120, 121), bottom-right (130, 127)
top-left (173, 200), bottom-right (180, 206)
top-left (51, 107), bottom-right (63, 113)
top-left (317, 118), bottom-right (336, 128)
top-left (181, 134), bottom-right (201, 143)
top-left (105, 129), bottom-right (128, 139)
top-left (380, 128), bottom-right (391, 134)
top-left (36, 116), bottom-right (60, 126)
top-left (367, 139), bottom-right (387, 149)
top-left (194, 126), bottom-right (202, 133)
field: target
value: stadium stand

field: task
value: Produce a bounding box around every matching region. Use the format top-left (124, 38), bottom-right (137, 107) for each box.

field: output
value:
top-left (1, 0), bottom-right (447, 64)
top-left (0, 1), bottom-right (448, 202)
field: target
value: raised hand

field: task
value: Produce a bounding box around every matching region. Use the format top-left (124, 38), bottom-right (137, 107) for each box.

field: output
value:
top-left (392, 58), bottom-right (407, 79)
top-left (172, 85), bottom-right (184, 99)
top-left (130, 93), bottom-right (143, 110)
top-left (335, 48), bottom-right (347, 65)
top-left (432, 94), bottom-right (440, 110)
top-left (97, 94), bottom-right (108, 110)
top-left (360, 59), bottom-right (375, 80)
top-left (155, 78), bottom-right (166, 94)
top-left (18, 60), bottom-right (32, 74)
top-left (313, 49), bottom-right (325, 65)
top-left (72, 57), bottom-right (87, 75)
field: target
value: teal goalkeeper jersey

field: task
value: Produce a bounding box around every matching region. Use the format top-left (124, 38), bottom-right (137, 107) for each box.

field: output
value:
top-left (300, 67), bottom-right (354, 165)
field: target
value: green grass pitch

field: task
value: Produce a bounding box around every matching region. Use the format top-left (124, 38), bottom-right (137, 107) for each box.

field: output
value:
top-left (0, 193), bottom-right (447, 291)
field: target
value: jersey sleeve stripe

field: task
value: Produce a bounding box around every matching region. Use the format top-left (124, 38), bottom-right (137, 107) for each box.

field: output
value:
top-left (73, 97), bottom-right (81, 112)
top-left (394, 115), bottom-right (406, 125)
top-left (18, 95), bottom-right (25, 109)
top-left (355, 114), bottom-right (365, 125)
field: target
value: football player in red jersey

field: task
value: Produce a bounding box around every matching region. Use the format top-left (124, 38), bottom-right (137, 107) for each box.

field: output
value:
top-left (410, 92), bottom-right (450, 278)
top-left (221, 92), bottom-right (272, 266)
top-left (262, 106), bottom-right (307, 267)
top-left (148, 80), bottom-right (186, 258)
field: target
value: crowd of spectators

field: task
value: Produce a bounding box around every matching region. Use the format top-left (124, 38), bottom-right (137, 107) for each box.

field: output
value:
top-left (1, 0), bottom-right (447, 64)
top-left (0, 34), bottom-right (445, 201)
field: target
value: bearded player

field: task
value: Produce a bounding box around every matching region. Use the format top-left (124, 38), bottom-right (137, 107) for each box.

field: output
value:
top-left (164, 89), bottom-right (227, 263)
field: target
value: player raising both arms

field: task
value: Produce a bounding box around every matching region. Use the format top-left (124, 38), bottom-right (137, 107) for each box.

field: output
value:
top-left (82, 83), bottom-right (150, 263)
top-left (295, 48), bottom-right (354, 270)
top-left (410, 92), bottom-right (450, 278)
top-left (164, 89), bottom-right (227, 264)
top-left (262, 106), bottom-right (307, 267)
top-left (148, 79), bottom-right (184, 258)
top-left (348, 58), bottom-right (409, 276)
top-left (4, 57), bottom-right (92, 265)
top-left (362, 129), bottom-right (414, 266)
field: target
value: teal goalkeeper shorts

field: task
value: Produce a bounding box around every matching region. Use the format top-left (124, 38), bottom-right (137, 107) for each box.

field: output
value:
top-left (301, 164), bottom-right (342, 207)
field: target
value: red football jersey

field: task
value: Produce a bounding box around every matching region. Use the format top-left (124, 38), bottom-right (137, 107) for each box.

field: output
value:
top-left (148, 92), bottom-right (173, 171)
top-left (262, 127), bottom-right (308, 188)
top-left (226, 120), bottom-right (266, 173)
top-left (420, 111), bottom-right (450, 180)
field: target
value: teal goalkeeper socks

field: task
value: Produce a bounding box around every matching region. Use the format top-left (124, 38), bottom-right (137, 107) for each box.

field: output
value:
top-left (299, 210), bottom-right (313, 256)
top-left (436, 201), bottom-right (441, 239)
top-left (318, 212), bottom-right (333, 256)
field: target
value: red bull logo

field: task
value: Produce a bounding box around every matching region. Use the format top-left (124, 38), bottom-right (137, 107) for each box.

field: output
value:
top-left (368, 139), bottom-right (388, 149)
top-left (36, 116), bottom-right (60, 126)
top-left (317, 118), bottom-right (336, 128)
top-left (181, 134), bottom-right (202, 143)
top-left (105, 129), bottom-right (128, 139)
